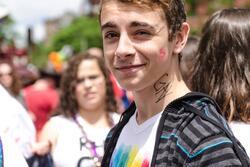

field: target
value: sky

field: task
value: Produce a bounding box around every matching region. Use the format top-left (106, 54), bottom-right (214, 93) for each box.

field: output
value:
top-left (1, 0), bottom-right (88, 46)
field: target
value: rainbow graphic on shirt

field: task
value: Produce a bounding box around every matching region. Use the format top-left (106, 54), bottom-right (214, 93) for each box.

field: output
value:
top-left (110, 144), bottom-right (150, 167)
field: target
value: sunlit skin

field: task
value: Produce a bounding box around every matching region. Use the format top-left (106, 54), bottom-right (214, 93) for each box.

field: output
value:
top-left (100, 1), bottom-right (190, 123)
top-left (101, 3), bottom-right (174, 91)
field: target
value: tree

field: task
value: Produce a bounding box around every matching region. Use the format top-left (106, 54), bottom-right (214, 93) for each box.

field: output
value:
top-left (0, 16), bottom-right (17, 44)
top-left (48, 16), bottom-right (102, 54)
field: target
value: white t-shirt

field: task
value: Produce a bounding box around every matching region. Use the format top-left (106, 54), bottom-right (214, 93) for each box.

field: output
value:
top-left (1, 134), bottom-right (28, 167)
top-left (0, 85), bottom-right (36, 158)
top-left (110, 111), bottom-right (162, 167)
top-left (50, 114), bottom-right (118, 167)
top-left (230, 121), bottom-right (250, 157)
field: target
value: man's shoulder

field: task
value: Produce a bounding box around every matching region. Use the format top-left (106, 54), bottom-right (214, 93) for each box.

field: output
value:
top-left (177, 111), bottom-right (231, 158)
top-left (158, 95), bottom-right (245, 166)
top-left (181, 117), bottom-right (243, 166)
top-left (177, 95), bottom-right (231, 145)
top-left (171, 92), bottom-right (227, 129)
top-left (164, 94), bottom-right (234, 155)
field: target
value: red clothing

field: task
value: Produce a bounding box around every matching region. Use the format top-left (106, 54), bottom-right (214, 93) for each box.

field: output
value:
top-left (109, 74), bottom-right (123, 99)
top-left (23, 85), bottom-right (59, 133)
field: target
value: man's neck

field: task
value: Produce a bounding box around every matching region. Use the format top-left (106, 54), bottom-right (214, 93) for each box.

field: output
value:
top-left (132, 77), bottom-right (190, 125)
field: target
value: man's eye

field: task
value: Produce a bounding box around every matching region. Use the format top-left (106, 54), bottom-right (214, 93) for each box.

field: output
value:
top-left (104, 32), bottom-right (119, 39)
top-left (135, 30), bottom-right (151, 36)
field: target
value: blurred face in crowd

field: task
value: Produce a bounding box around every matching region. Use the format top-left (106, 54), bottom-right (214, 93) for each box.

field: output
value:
top-left (100, 1), bottom-right (183, 92)
top-left (0, 63), bottom-right (13, 89)
top-left (75, 59), bottom-right (106, 111)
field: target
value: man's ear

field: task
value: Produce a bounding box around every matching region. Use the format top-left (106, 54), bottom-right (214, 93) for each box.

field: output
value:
top-left (173, 22), bottom-right (190, 55)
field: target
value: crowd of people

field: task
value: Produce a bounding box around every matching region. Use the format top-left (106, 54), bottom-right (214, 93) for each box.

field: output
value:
top-left (0, 0), bottom-right (250, 167)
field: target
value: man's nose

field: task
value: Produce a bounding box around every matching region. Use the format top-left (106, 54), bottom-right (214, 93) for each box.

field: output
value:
top-left (115, 33), bottom-right (135, 59)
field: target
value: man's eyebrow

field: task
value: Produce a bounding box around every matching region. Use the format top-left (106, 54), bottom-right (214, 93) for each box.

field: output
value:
top-left (101, 22), bottom-right (117, 31)
top-left (130, 21), bottom-right (156, 30)
top-left (101, 21), bottom-right (157, 31)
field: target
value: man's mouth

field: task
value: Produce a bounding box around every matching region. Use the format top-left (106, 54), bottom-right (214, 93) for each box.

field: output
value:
top-left (115, 64), bottom-right (146, 70)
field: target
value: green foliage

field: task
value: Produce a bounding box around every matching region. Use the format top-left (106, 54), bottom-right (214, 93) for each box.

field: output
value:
top-left (30, 43), bottom-right (50, 68)
top-left (186, 0), bottom-right (197, 16)
top-left (186, 0), bottom-right (234, 16)
top-left (0, 16), bottom-right (17, 43)
top-left (30, 16), bottom-right (102, 68)
top-left (48, 16), bottom-right (102, 53)
top-left (208, 0), bottom-right (234, 13)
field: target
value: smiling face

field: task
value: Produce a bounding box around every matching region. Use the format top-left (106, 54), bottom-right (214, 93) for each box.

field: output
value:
top-left (75, 59), bottom-right (106, 111)
top-left (100, 2), bottom-right (180, 92)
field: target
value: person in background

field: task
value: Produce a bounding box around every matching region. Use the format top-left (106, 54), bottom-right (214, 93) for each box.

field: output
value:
top-left (0, 84), bottom-right (36, 162)
top-left (0, 59), bottom-right (25, 105)
top-left (99, 0), bottom-right (249, 166)
top-left (0, 8), bottom-right (30, 166)
top-left (22, 70), bottom-right (59, 138)
top-left (180, 36), bottom-right (200, 88)
top-left (191, 8), bottom-right (250, 156)
top-left (33, 52), bottom-right (119, 167)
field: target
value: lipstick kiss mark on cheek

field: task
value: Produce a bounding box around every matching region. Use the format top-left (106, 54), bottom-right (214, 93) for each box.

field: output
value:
top-left (159, 48), bottom-right (166, 61)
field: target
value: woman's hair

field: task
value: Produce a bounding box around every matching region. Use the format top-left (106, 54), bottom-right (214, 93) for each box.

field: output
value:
top-left (59, 52), bottom-right (117, 118)
top-left (0, 60), bottom-right (22, 96)
top-left (191, 8), bottom-right (250, 122)
top-left (100, 0), bottom-right (186, 41)
top-left (180, 36), bottom-right (200, 88)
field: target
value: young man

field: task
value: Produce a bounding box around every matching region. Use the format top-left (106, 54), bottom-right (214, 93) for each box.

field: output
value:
top-left (99, 0), bottom-right (249, 166)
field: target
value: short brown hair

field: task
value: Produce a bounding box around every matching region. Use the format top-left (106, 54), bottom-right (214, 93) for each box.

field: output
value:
top-left (99, 0), bottom-right (186, 40)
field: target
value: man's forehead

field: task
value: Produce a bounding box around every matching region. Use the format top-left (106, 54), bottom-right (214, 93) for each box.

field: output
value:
top-left (100, 0), bottom-right (165, 19)
top-left (101, 21), bottom-right (159, 31)
top-left (100, 3), bottom-right (165, 31)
